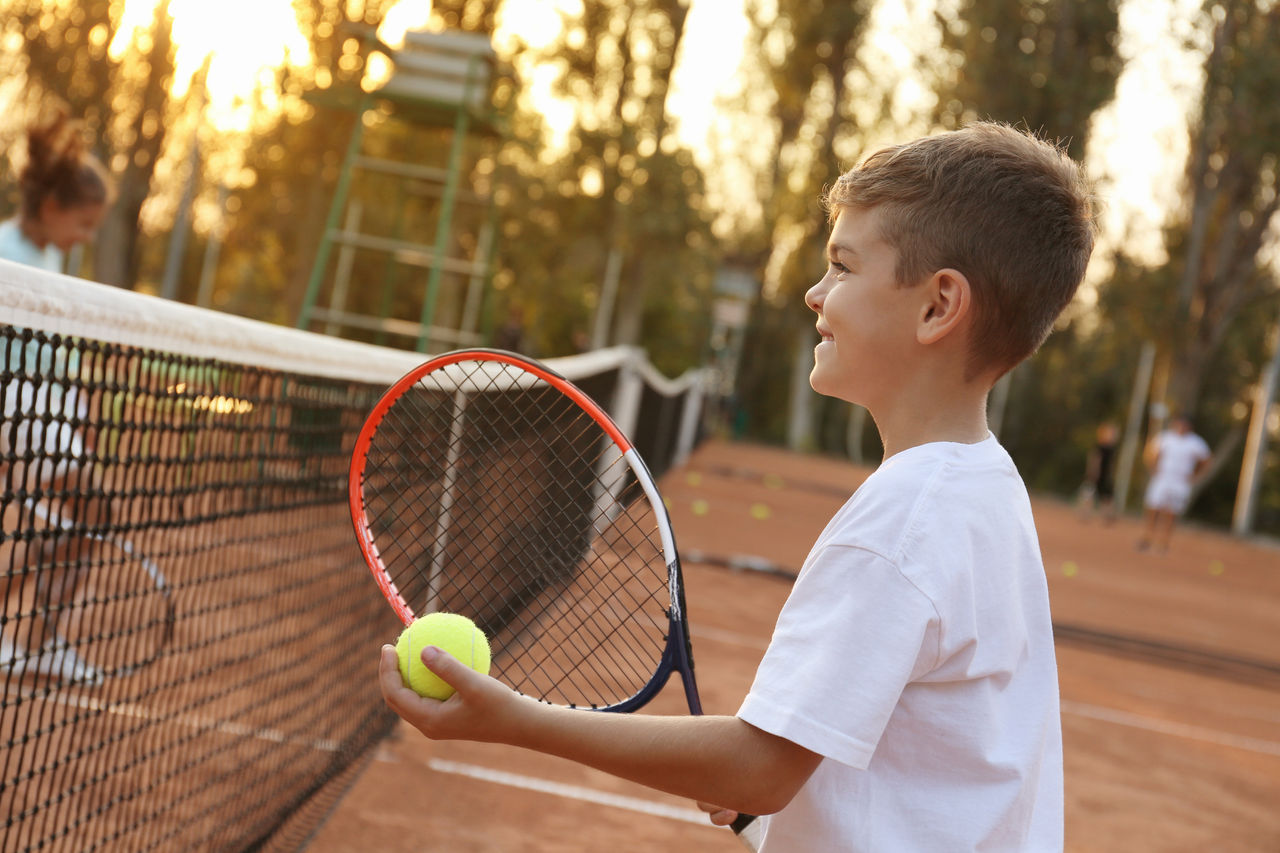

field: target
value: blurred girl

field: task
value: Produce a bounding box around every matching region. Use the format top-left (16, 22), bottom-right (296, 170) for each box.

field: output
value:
top-left (0, 104), bottom-right (112, 272)
top-left (1, 104), bottom-right (114, 684)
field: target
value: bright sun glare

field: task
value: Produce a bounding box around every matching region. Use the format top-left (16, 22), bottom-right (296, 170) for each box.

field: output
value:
top-left (116, 0), bottom-right (433, 130)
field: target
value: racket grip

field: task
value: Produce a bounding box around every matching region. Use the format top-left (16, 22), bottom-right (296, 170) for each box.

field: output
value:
top-left (731, 813), bottom-right (761, 851)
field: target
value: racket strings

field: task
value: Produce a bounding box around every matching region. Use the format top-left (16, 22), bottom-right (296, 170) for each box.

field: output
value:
top-left (359, 359), bottom-right (675, 708)
top-left (499, 514), bottom-right (665, 702)
top-left (455, 409), bottom-right (667, 704)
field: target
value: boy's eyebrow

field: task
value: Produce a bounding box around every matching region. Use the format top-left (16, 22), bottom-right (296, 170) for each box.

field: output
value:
top-left (826, 241), bottom-right (858, 260)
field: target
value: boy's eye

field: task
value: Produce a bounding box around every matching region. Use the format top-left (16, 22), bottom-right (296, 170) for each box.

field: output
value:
top-left (829, 261), bottom-right (849, 276)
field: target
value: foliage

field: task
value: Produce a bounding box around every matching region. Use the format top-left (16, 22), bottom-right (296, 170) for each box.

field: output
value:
top-left (1157, 1), bottom-right (1280, 417)
top-left (933, 0), bottom-right (1124, 160)
top-left (729, 0), bottom-right (877, 441)
top-left (1068, 0), bottom-right (1280, 529)
top-left (470, 0), bottom-right (716, 373)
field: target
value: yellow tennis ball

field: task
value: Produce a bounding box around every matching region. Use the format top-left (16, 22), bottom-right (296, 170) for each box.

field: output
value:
top-left (395, 612), bottom-right (491, 700)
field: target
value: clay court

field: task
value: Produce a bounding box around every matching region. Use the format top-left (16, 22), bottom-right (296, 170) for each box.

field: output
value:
top-left (309, 440), bottom-right (1280, 853)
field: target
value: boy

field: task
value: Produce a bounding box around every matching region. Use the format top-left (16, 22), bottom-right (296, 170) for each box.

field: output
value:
top-left (378, 121), bottom-right (1096, 851)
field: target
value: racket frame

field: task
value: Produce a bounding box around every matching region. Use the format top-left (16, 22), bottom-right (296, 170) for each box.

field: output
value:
top-left (348, 348), bottom-right (704, 715)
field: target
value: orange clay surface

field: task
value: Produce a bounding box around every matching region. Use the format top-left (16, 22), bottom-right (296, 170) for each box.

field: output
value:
top-left (309, 440), bottom-right (1280, 853)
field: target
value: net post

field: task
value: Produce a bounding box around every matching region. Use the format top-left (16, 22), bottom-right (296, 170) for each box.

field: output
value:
top-left (673, 369), bottom-right (706, 468)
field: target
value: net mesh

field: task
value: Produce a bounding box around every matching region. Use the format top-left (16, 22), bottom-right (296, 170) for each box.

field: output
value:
top-left (0, 262), bottom-right (705, 852)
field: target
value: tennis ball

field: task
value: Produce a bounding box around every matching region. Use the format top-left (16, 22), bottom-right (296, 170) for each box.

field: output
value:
top-left (395, 612), bottom-right (491, 700)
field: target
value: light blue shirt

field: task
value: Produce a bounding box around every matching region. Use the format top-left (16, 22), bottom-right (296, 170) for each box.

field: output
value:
top-left (0, 218), bottom-right (63, 272)
top-left (0, 218), bottom-right (78, 418)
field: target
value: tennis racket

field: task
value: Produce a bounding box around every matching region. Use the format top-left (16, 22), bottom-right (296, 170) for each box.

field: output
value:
top-left (59, 533), bottom-right (174, 678)
top-left (18, 494), bottom-right (174, 681)
top-left (348, 348), bottom-right (760, 849)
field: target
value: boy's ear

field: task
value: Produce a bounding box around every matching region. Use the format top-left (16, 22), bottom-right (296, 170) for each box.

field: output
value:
top-left (917, 268), bottom-right (972, 345)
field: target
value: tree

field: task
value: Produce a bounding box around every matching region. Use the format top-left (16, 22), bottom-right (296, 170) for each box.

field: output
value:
top-left (728, 0), bottom-right (877, 446)
top-left (933, 0), bottom-right (1123, 159)
top-left (1160, 1), bottom-right (1280, 419)
top-left (526, 0), bottom-right (709, 353)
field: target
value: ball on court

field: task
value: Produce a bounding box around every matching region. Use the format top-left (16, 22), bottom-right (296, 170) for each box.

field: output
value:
top-left (395, 612), bottom-right (491, 700)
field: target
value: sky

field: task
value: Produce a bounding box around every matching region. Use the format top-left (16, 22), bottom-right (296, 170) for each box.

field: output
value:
top-left (112, 0), bottom-right (1212, 264)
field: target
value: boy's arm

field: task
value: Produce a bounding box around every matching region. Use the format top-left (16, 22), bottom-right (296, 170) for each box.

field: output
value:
top-left (378, 645), bottom-right (821, 816)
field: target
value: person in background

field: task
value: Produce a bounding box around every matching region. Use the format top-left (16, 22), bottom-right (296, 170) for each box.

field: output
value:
top-left (1137, 415), bottom-right (1211, 554)
top-left (1078, 421), bottom-right (1119, 523)
top-left (0, 103), bottom-right (112, 273)
top-left (1, 102), bottom-right (115, 685)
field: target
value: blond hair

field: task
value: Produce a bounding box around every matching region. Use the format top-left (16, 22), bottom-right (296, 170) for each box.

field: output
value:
top-left (824, 122), bottom-right (1096, 378)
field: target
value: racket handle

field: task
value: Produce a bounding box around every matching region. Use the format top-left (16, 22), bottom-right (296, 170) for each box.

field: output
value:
top-left (731, 813), bottom-right (761, 851)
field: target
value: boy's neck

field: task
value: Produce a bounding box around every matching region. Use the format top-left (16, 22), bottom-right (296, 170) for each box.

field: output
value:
top-left (872, 382), bottom-right (992, 460)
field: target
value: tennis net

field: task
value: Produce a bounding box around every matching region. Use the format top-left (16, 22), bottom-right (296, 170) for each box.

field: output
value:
top-left (0, 259), bottom-right (706, 852)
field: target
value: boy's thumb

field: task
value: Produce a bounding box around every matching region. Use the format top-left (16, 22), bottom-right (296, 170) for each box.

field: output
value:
top-left (420, 646), bottom-right (467, 685)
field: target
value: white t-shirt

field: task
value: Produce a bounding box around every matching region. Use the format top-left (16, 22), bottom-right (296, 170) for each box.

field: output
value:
top-left (0, 218), bottom-right (63, 273)
top-left (0, 233), bottom-right (83, 473)
top-left (737, 435), bottom-right (1063, 852)
top-left (1150, 430), bottom-right (1210, 485)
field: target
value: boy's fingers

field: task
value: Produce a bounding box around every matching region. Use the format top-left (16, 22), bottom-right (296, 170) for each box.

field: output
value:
top-left (378, 644), bottom-right (395, 676)
top-left (378, 645), bottom-right (404, 690)
top-left (694, 801), bottom-right (739, 827)
top-left (379, 644), bottom-right (424, 706)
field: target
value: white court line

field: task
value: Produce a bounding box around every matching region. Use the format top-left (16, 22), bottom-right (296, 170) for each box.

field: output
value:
top-left (1061, 699), bottom-right (1280, 758)
top-left (21, 681), bottom-right (1278, 833)
top-left (423, 758), bottom-right (710, 825)
top-left (688, 624), bottom-right (769, 650)
top-left (24, 687), bottom-right (341, 753)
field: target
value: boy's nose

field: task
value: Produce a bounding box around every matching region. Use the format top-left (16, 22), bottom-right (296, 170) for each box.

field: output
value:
top-left (805, 281), bottom-right (825, 313)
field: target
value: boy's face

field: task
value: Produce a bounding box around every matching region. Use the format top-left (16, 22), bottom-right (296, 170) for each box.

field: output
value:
top-left (805, 205), bottom-right (919, 408)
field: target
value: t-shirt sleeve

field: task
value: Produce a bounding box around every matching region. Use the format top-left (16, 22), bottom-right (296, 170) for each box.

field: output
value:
top-left (737, 544), bottom-right (939, 769)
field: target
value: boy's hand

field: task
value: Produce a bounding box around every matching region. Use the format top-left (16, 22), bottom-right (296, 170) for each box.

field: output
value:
top-left (695, 800), bottom-right (740, 827)
top-left (378, 644), bottom-right (527, 743)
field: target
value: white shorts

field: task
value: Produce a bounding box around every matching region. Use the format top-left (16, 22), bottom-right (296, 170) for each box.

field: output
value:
top-left (1144, 475), bottom-right (1192, 515)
